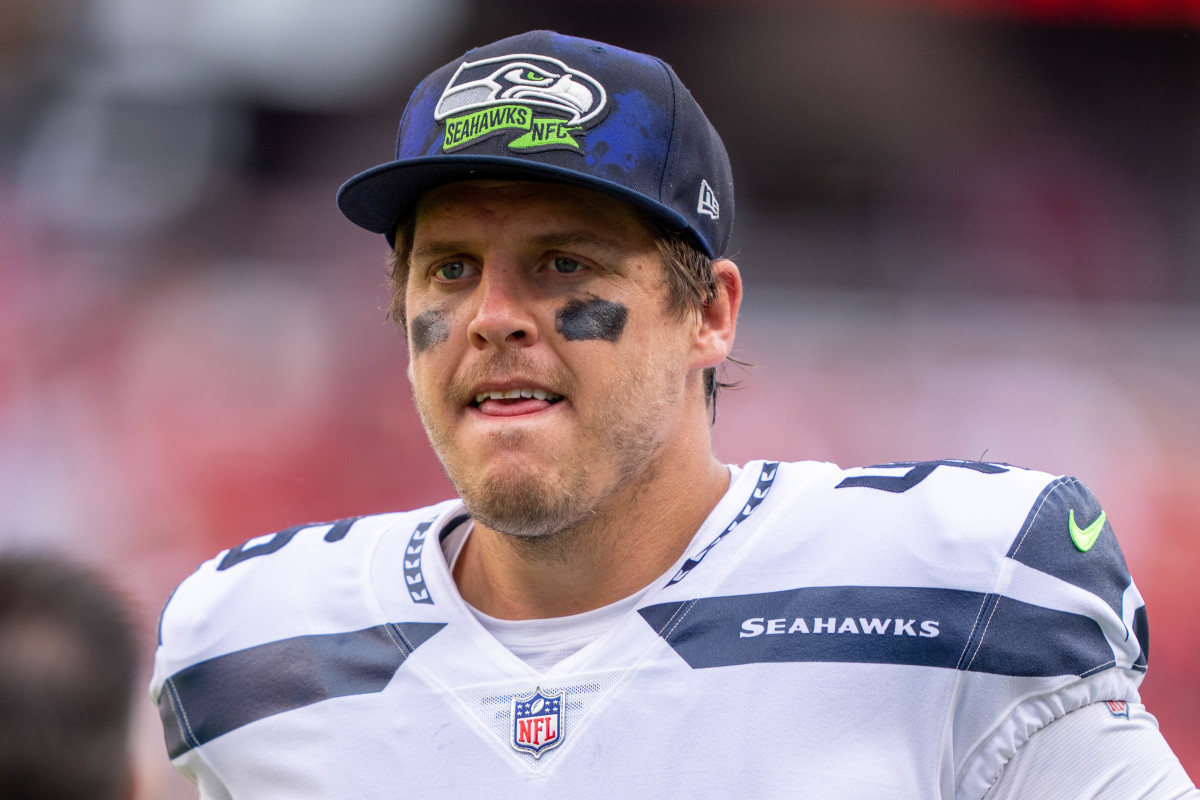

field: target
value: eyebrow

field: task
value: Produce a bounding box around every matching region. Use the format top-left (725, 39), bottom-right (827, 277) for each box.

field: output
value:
top-left (409, 239), bottom-right (469, 264)
top-left (523, 231), bottom-right (627, 255)
top-left (410, 230), bottom-right (630, 265)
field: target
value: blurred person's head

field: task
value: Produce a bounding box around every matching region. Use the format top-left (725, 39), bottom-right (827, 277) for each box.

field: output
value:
top-left (0, 551), bottom-right (139, 800)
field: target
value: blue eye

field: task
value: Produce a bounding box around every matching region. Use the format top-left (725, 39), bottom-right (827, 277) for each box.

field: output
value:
top-left (434, 262), bottom-right (468, 280)
top-left (552, 257), bottom-right (583, 274)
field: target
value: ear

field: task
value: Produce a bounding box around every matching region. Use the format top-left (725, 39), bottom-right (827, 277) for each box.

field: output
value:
top-left (690, 258), bottom-right (741, 370)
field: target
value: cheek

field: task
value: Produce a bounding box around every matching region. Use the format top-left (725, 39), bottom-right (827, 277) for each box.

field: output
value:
top-left (410, 309), bottom-right (450, 354)
top-left (555, 296), bottom-right (629, 342)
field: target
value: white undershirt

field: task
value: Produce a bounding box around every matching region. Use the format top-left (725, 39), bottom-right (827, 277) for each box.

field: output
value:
top-left (441, 520), bottom-right (654, 672)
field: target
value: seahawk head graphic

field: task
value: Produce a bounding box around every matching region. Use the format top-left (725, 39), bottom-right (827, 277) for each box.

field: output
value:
top-left (434, 54), bottom-right (607, 128)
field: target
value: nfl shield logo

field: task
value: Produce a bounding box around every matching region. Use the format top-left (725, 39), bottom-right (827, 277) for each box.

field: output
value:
top-left (511, 686), bottom-right (564, 758)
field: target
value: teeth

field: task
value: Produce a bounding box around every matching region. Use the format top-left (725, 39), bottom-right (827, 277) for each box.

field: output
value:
top-left (474, 388), bottom-right (562, 404)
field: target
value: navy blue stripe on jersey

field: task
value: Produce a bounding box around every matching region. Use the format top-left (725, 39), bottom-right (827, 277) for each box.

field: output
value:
top-left (1005, 477), bottom-right (1134, 622)
top-left (667, 462), bottom-right (779, 586)
top-left (439, 514), bottom-right (472, 544)
top-left (639, 586), bottom-right (1114, 677)
top-left (158, 622), bottom-right (445, 758)
top-left (1133, 605), bottom-right (1149, 671)
top-left (959, 592), bottom-right (1117, 677)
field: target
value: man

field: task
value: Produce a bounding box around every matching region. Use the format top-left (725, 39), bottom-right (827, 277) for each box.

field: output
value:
top-left (151, 30), bottom-right (1197, 798)
top-left (1, 551), bottom-right (140, 800)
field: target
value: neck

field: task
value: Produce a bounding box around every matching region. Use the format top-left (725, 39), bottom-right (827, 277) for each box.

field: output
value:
top-left (452, 452), bottom-right (730, 620)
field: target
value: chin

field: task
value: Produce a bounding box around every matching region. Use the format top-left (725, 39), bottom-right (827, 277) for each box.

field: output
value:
top-left (456, 465), bottom-right (591, 539)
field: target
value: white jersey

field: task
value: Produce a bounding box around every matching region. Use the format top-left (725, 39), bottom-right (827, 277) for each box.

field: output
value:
top-left (152, 460), bottom-right (1154, 799)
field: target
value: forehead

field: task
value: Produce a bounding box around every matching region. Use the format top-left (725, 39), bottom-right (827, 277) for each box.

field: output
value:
top-left (410, 180), bottom-right (657, 248)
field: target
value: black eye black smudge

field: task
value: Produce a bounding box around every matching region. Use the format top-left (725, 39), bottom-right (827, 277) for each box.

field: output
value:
top-left (555, 297), bottom-right (628, 342)
top-left (410, 310), bottom-right (449, 354)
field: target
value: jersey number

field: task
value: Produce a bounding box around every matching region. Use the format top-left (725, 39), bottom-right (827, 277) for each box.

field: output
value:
top-left (835, 460), bottom-right (1008, 494)
top-left (216, 516), bottom-right (363, 571)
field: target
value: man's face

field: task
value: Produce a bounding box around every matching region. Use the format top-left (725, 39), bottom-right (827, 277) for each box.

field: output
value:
top-left (404, 180), bottom-right (705, 539)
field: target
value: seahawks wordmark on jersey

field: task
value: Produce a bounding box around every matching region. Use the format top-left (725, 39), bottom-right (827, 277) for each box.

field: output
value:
top-left (151, 460), bottom-right (1147, 799)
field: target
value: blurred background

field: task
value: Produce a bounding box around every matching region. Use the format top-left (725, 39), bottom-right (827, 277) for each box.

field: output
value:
top-left (1, 0), bottom-right (1198, 794)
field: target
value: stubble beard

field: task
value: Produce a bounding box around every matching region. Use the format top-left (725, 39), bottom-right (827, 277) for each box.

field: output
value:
top-left (413, 355), bottom-right (679, 545)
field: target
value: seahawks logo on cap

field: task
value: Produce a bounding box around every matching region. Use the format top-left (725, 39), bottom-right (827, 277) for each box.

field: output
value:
top-left (435, 54), bottom-right (608, 154)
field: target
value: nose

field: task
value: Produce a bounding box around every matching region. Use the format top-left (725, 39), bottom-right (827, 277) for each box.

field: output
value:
top-left (466, 265), bottom-right (538, 349)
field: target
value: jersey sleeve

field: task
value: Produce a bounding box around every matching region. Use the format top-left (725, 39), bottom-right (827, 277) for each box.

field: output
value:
top-left (984, 703), bottom-right (1200, 799)
top-left (150, 551), bottom-right (235, 796)
top-left (955, 475), bottom-right (1151, 799)
top-left (148, 511), bottom-right (418, 795)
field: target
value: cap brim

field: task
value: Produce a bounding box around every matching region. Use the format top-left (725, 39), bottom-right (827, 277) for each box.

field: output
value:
top-left (336, 154), bottom-right (698, 252)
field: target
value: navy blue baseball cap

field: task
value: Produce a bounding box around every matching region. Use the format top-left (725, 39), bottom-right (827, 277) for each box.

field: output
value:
top-left (336, 30), bottom-right (734, 258)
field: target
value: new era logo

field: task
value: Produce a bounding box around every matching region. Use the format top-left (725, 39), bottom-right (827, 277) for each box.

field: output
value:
top-left (697, 179), bottom-right (720, 220)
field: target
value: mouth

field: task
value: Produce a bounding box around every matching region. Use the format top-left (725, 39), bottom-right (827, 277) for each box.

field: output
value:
top-left (471, 388), bottom-right (564, 406)
top-left (469, 386), bottom-right (566, 417)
